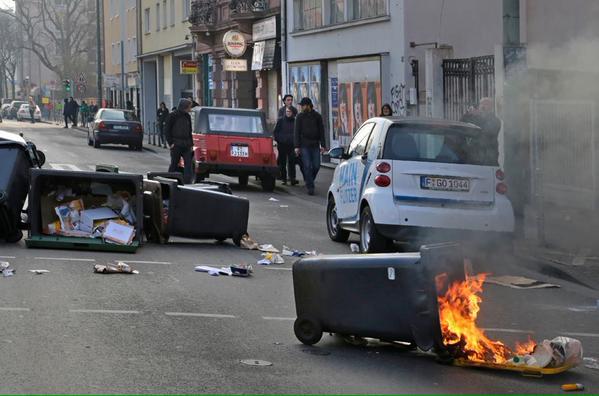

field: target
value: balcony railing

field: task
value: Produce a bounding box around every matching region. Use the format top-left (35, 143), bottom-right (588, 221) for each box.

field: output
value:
top-left (229, 0), bottom-right (268, 15)
top-left (190, 0), bottom-right (217, 27)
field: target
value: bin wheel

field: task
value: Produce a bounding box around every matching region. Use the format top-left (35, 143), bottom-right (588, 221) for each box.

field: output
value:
top-left (261, 174), bottom-right (276, 192)
top-left (294, 317), bottom-right (323, 346)
top-left (5, 230), bottom-right (23, 243)
top-left (238, 174), bottom-right (249, 187)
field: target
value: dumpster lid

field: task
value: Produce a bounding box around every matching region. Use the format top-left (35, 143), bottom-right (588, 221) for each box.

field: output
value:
top-left (0, 130), bottom-right (27, 148)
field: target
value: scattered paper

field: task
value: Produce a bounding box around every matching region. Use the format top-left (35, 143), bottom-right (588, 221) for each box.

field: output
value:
top-left (29, 270), bottom-right (50, 275)
top-left (240, 234), bottom-right (259, 250)
top-left (0, 261), bottom-right (14, 277)
top-left (350, 243), bottom-right (360, 253)
top-left (103, 221), bottom-right (135, 245)
top-left (259, 244), bottom-right (280, 253)
top-left (269, 197), bottom-right (280, 202)
top-left (280, 205), bottom-right (289, 208)
top-left (194, 265), bottom-right (252, 277)
top-left (258, 259), bottom-right (272, 266)
top-left (584, 357), bottom-right (599, 370)
top-left (484, 275), bottom-right (560, 289)
top-left (94, 262), bottom-right (139, 274)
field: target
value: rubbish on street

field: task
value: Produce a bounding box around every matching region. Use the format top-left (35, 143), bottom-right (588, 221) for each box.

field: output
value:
top-left (258, 258), bottom-right (272, 266)
top-left (280, 205), bottom-right (289, 208)
top-left (94, 262), bottom-right (139, 274)
top-left (282, 246), bottom-right (317, 257)
top-left (195, 264), bottom-right (253, 277)
top-left (350, 243), bottom-right (360, 253)
top-left (79, 207), bottom-right (118, 233)
top-left (0, 261), bottom-right (14, 277)
top-left (103, 221), bottom-right (135, 245)
top-left (259, 244), bottom-right (280, 253)
top-left (561, 384), bottom-right (584, 392)
top-left (268, 197), bottom-right (279, 202)
top-left (240, 234), bottom-right (259, 250)
top-left (230, 264), bottom-right (253, 277)
top-left (240, 359), bottom-right (273, 366)
top-left (29, 269), bottom-right (50, 274)
top-left (259, 252), bottom-right (285, 265)
top-left (583, 357), bottom-right (599, 370)
top-left (484, 275), bottom-right (559, 289)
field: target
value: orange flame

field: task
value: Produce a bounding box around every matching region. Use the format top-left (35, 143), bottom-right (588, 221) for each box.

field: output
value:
top-left (515, 336), bottom-right (537, 356)
top-left (437, 273), bottom-right (531, 364)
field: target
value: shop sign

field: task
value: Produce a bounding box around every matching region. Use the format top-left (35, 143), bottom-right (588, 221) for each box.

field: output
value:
top-left (180, 60), bottom-right (199, 74)
top-left (252, 42), bottom-right (266, 70)
top-left (252, 16), bottom-right (277, 41)
top-left (223, 30), bottom-right (247, 58)
top-left (223, 59), bottom-right (248, 72)
top-left (41, 97), bottom-right (50, 104)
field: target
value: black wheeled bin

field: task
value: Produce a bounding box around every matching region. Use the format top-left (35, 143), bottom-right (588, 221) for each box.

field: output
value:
top-left (292, 243), bottom-right (465, 359)
top-left (0, 131), bottom-right (43, 242)
top-left (151, 176), bottom-right (249, 245)
top-left (26, 169), bottom-right (144, 253)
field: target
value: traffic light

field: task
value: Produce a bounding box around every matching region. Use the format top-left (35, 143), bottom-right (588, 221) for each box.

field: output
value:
top-left (64, 79), bottom-right (71, 92)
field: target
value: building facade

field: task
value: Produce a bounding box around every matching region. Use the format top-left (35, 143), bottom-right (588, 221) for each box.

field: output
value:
top-left (189, 0), bottom-right (282, 126)
top-left (139, 0), bottom-right (194, 129)
top-left (103, 0), bottom-right (140, 110)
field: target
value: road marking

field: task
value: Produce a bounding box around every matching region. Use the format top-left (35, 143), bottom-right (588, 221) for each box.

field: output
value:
top-left (262, 316), bottom-right (295, 321)
top-left (564, 332), bottom-right (599, 338)
top-left (483, 328), bottom-right (534, 334)
top-left (49, 163), bottom-right (83, 171)
top-left (117, 260), bottom-right (172, 265)
top-left (264, 267), bottom-right (292, 271)
top-left (69, 309), bottom-right (140, 314)
top-left (34, 257), bottom-right (96, 262)
top-left (0, 256), bottom-right (16, 259)
top-left (164, 312), bottom-right (236, 319)
top-left (0, 307), bottom-right (30, 312)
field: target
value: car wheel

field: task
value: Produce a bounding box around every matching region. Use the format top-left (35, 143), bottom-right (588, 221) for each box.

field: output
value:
top-left (327, 196), bottom-right (350, 242)
top-left (360, 205), bottom-right (389, 253)
top-left (93, 135), bottom-right (100, 148)
top-left (261, 174), bottom-right (276, 192)
top-left (87, 132), bottom-right (93, 146)
top-left (238, 174), bottom-right (249, 187)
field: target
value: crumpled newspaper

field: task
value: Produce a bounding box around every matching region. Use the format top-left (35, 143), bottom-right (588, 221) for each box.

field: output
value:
top-left (0, 261), bottom-right (15, 277)
top-left (94, 262), bottom-right (139, 275)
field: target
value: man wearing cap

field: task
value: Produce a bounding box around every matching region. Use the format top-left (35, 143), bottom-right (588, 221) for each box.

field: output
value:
top-left (294, 97), bottom-right (327, 195)
top-left (165, 98), bottom-right (194, 184)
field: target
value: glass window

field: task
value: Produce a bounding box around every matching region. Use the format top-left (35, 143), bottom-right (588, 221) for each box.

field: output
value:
top-left (330, 0), bottom-right (344, 24)
top-left (144, 8), bottom-right (150, 33)
top-left (170, 0), bottom-right (175, 25)
top-left (352, 0), bottom-right (387, 20)
top-left (155, 3), bottom-right (160, 31)
top-left (348, 122), bottom-right (375, 156)
top-left (382, 124), bottom-right (497, 166)
top-left (295, 0), bottom-right (322, 30)
top-left (183, 0), bottom-right (191, 20)
top-left (101, 109), bottom-right (137, 121)
top-left (208, 114), bottom-right (265, 134)
top-left (162, 0), bottom-right (167, 29)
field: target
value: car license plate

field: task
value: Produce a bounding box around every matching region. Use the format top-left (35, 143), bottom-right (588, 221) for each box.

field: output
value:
top-left (231, 145), bottom-right (249, 158)
top-left (113, 125), bottom-right (129, 130)
top-left (420, 176), bottom-right (470, 192)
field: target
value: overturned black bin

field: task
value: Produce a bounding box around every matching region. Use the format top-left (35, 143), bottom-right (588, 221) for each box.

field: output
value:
top-left (146, 175), bottom-right (248, 246)
top-left (0, 131), bottom-right (44, 243)
top-left (292, 243), bottom-right (465, 360)
top-left (26, 169), bottom-right (144, 253)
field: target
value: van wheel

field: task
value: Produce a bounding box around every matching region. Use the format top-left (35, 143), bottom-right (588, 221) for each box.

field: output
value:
top-left (360, 205), bottom-right (389, 253)
top-left (327, 197), bottom-right (350, 242)
top-left (294, 317), bottom-right (323, 346)
top-left (261, 174), bottom-right (276, 192)
top-left (238, 174), bottom-right (249, 187)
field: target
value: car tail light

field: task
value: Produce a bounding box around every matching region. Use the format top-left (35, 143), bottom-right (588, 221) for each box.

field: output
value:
top-left (98, 121), bottom-right (107, 130)
top-left (133, 124), bottom-right (143, 133)
top-left (496, 182), bottom-right (508, 195)
top-left (376, 162), bottom-right (391, 173)
top-left (375, 175), bottom-right (391, 187)
top-left (495, 169), bottom-right (505, 181)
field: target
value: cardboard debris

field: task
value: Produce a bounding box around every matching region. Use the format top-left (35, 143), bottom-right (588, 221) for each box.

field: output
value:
top-left (484, 275), bottom-right (560, 289)
top-left (103, 221), bottom-right (135, 245)
top-left (240, 234), bottom-right (259, 250)
top-left (194, 264), bottom-right (253, 277)
top-left (94, 262), bottom-right (139, 274)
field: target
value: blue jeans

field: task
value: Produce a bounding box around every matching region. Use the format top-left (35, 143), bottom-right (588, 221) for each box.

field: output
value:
top-left (300, 147), bottom-right (321, 190)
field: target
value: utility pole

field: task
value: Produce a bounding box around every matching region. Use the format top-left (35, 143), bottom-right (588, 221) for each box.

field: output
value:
top-left (96, 0), bottom-right (103, 107)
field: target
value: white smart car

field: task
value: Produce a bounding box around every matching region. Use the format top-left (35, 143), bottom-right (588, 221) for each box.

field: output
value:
top-left (326, 117), bottom-right (515, 253)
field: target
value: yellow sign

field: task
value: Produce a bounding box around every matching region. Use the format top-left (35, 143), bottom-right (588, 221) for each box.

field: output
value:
top-left (180, 60), bottom-right (199, 75)
top-left (41, 97), bottom-right (50, 104)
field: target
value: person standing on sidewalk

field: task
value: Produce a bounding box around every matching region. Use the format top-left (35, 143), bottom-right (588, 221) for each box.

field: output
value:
top-left (165, 98), bottom-right (194, 184)
top-left (157, 102), bottom-right (169, 148)
top-left (80, 100), bottom-right (90, 127)
top-left (69, 97), bottom-right (79, 127)
top-left (28, 96), bottom-right (36, 123)
top-left (274, 107), bottom-right (298, 186)
top-left (278, 94), bottom-right (298, 119)
top-left (62, 98), bottom-right (71, 128)
top-left (294, 97), bottom-right (327, 196)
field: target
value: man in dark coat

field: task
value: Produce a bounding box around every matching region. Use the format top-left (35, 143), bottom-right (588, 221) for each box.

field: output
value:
top-left (165, 98), bottom-right (194, 184)
top-left (461, 97), bottom-right (501, 164)
top-left (274, 107), bottom-right (298, 186)
top-left (278, 94), bottom-right (298, 119)
top-left (62, 98), bottom-right (70, 128)
top-left (294, 97), bottom-right (327, 195)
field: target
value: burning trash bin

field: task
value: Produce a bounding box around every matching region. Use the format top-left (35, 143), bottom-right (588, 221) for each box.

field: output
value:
top-left (0, 131), bottom-right (45, 243)
top-left (292, 243), bottom-right (583, 375)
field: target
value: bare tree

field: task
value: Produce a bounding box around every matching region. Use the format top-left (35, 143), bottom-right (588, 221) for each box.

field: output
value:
top-left (0, 0), bottom-right (94, 83)
top-left (0, 10), bottom-right (19, 98)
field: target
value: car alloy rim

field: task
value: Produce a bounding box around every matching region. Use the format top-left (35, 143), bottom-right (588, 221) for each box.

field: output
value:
top-left (361, 214), bottom-right (371, 251)
top-left (328, 203), bottom-right (339, 236)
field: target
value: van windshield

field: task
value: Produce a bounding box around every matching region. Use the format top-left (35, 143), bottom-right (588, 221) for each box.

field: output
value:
top-left (383, 124), bottom-right (498, 166)
top-left (207, 113), bottom-right (264, 134)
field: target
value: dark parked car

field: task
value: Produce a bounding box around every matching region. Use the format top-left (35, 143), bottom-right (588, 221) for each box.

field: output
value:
top-left (87, 108), bottom-right (144, 151)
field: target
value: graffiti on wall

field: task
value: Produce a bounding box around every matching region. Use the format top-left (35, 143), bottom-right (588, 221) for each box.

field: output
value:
top-left (390, 83), bottom-right (406, 116)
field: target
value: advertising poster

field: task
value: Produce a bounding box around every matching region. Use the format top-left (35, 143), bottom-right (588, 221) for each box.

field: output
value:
top-left (336, 82), bottom-right (353, 147)
top-left (309, 65), bottom-right (321, 111)
top-left (298, 66), bottom-right (310, 104)
top-left (290, 67), bottom-right (300, 103)
top-left (366, 81), bottom-right (382, 119)
top-left (331, 78), bottom-right (339, 141)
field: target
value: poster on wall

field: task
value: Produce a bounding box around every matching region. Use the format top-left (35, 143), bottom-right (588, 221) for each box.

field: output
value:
top-left (290, 67), bottom-right (300, 103)
top-left (336, 82), bottom-right (353, 147)
top-left (288, 64), bottom-right (322, 111)
top-left (309, 65), bottom-right (321, 111)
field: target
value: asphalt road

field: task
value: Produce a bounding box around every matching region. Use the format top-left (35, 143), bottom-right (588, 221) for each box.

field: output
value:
top-left (0, 119), bottom-right (598, 394)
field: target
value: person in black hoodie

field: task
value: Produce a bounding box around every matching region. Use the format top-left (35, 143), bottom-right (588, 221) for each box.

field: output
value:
top-left (274, 107), bottom-right (298, 186)
top-left (294, 97), bottom-right (327, 195)
top-left (165, 98), bottom-right (194, 184)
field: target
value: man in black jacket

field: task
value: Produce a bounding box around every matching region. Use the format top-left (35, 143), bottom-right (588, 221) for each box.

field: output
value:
top-left (274, 107), bottom-right (298, 186)
top-left (278, 94), bottom-right (298, 119)
top-left (294, 97), bottom-right (327, 195)
top-left (165, 98), bottom-right (194, 184)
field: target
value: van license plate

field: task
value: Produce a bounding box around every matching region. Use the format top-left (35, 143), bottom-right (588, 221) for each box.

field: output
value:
top-left (420, 176), bottom-right (470, 192)
top-left (231, 145), bottom-right (249, 158)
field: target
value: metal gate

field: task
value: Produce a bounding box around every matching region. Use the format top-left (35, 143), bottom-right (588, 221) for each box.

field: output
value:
top-left (443, 56), bottom-right (495, 120)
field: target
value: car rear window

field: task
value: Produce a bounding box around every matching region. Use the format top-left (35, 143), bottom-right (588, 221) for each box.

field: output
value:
top-left (101, 109), bottom-right (136, 121)
top-left (383, 124), bottom-right (497, 166)
top-left (207, 113), bottom-right (264, 134)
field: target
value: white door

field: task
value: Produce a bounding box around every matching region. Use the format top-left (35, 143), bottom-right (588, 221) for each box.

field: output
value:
top-left (336, 122), bottom-right (376, 220)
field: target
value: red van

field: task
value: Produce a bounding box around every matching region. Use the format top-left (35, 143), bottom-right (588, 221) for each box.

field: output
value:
top-left (191, 107), bottom-right (279, 191)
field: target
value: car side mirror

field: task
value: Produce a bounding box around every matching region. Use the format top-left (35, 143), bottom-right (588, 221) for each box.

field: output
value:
top-left (328, 147), bottom-right (345, 159)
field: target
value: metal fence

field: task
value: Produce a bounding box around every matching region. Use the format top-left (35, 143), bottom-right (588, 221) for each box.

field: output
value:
top-left (442, 55), bottom-right (495, 120)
